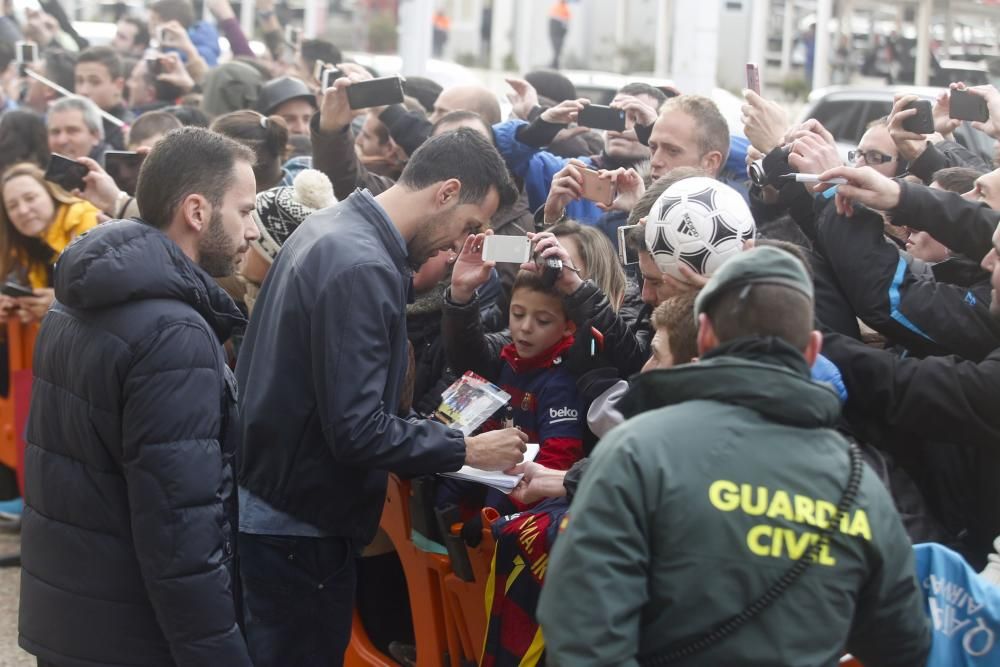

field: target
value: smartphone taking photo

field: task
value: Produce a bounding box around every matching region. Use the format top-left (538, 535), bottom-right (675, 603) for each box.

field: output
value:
top-left (346, 76), bottom-right (406, 110)
top-left (579, 168), bottom-right (614, 206)
top-left (745, 63), bottom-right (761, 95)
top-left (15, 40), bottom-right (38, 65)
top-left (44, 154), bottom-right (88, 193)
top-left (577, 104), bottom-right (627, 132)
top-left (901, 100), bottom-right (934, 134)
top-left (321, 67), bottom-right (344, 91)
top-left (617, 224), bottom-right (640, 266)
top-left (482, 235), bottom-right (531, 264)
top-left (104, 151), bottom-right (146, 197)
top-left (950, 89), bottom-right (990, 123)
top-left (0, 282), bottom-right (35, 298)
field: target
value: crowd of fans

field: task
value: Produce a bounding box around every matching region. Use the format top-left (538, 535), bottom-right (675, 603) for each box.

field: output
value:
top-left (3, 0), bottom-right (1000, 665)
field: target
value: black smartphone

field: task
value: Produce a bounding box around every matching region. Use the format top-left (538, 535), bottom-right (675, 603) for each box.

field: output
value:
top-left (578, 104), bottom-right (627, 132)
top-left (44, 154), bottom-right (88, 192)
top-left (950, 89), bottom-right (990, 123)
top-left (15, 41), bottom-right (38, 65)
top-left (321, 67), bottom-right (344, 90)
top-left (346, 76), bottom-right (405, 110)
top-left (104, 151), bottom-right (146, 197)
top-left (145, 56), bottom-right (163, 77)
top-left (902, 100), bottom-right (934, 134)
top-left (1, 282), bottom-right (35, 298)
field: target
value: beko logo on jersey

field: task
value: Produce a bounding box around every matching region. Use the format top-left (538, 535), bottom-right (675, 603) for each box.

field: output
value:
top-left (550, 407), bottom-right (578, 420)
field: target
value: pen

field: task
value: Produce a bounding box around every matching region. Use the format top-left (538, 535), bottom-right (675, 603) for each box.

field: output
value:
top-left (780, 174), bottom-right (848, 185)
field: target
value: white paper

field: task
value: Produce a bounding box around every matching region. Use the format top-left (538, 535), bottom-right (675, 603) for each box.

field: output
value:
top-left (439, 443), bottom-right (540, 494)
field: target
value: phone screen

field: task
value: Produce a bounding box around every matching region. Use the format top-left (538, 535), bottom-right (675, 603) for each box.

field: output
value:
top-left (44, 154), bottom-right (88, 192)
top-left (617, 224), bottom-right (640, 266)
top-left (578, 105), bottom-right (627, 132)
top-left (104, 151), bottom-right (146, 197)
top-left (15, 41), bottom-right (37, 64)
top-left (346, 76), bottom-right (405, 110)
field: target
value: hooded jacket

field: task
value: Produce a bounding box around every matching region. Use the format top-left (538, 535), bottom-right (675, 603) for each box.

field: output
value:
top-left (537, 338), bottom-right (929, 667)
top-left (18, 220), bottom-right (251, 666)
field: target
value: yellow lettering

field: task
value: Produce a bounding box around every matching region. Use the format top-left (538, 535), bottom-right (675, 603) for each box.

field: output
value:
top-left (766, 490), bottom-right (794, 521)
top-left (708, 480), bottom-right (739, 511)
top-left (747, 524), bottom-right (772, 556)
top-left (794, 494), bottom-right (816, 526)
top-left (519, 518), bottom-right (540, 551)
top-left (741, 484), bottom-right (768, 515)
top-left (817, 539), bottom-right (837, 566)
top-left (815, 500), bottom-right (837, 529)
top-left (530, 552), bottom-right (548, 579)
top-left (784, 529), bottom-right (814, 560)
top-left (847, 510), bottom-right (872, 541)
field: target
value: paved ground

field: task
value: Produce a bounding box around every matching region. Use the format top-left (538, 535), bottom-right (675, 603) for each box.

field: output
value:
top-left (0, 533), bottom-right (32, 667)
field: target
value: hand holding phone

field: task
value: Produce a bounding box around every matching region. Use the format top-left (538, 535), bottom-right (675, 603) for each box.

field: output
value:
top-left (103, 151), bottom-right (146, 197)
top-left (44, 154), bottom-right (89, 192)
top-left (1, 282), bottom-right (35, 298)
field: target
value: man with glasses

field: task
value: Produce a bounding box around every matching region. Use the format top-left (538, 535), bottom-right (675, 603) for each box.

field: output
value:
top-left (849, 118), bottom-right (902, 177)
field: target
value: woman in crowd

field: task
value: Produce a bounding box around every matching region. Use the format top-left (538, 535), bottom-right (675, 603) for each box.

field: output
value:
top-left (0, 163), bottom-right (100, 323)
top-left (548, 220), bottom-right (626, 312)
top-left (210, 110), bottom-right (290, 192)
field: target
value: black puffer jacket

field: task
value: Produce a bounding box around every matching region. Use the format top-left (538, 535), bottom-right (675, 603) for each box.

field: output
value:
top-left (19, 220), bottom-right (252, 667)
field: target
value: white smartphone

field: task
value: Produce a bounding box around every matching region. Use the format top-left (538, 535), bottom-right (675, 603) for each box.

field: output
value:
top-left (482, 235), bottom-right (531, 264)
top-left (15, 40), bottom-right (38, 65)
top-left (617, 224), bottom-right (640, 266)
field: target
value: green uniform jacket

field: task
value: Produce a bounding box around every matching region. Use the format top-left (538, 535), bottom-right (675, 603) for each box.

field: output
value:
top-left (538, 339), bottom-right (930, 667)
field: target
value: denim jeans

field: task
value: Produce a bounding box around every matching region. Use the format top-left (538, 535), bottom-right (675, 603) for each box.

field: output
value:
top-left (239, 533), bottom-right (357, 667)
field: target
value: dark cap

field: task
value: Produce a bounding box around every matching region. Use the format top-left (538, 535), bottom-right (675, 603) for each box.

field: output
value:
top-left (694, 246), bottom-right (814, 318)
top-left (257, 76), bottom-right (317, 116)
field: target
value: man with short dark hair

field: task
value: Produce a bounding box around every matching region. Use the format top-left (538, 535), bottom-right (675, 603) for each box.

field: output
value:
top-left (19, 126), bottom-right (259, 667)
top-left (112, 16), bottom-right (150, 58)
top-left (539, 246), bottom-right (931, 667)
top-left (127, 109), bottom-right (182, 149)
top-left (75, 46), bottom-right (131, 149)
top-left (236, 128), bottom-right (529, 666)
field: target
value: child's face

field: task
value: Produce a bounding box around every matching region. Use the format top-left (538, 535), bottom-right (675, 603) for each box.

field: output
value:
top-left (509, 288), bottom-right (573, 359)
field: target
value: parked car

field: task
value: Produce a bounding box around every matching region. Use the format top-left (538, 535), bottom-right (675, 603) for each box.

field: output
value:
top-left (800, 85), bottom-right (997, 166)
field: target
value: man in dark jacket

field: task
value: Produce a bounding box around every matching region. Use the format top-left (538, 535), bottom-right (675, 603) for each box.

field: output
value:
top-left (539, 247), bottom-right (930, 666)
top-left (19, 127), bottom-right (259, 666)
top-left (236, 128), bottom-right (529, 666)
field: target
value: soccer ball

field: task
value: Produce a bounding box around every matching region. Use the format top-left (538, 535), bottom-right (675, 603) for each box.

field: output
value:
top-left (644, 177), bottom-right (756, 280)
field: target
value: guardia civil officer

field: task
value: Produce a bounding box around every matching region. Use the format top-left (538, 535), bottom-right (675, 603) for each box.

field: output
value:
top-left (538, 247), bottom-right (930, 667)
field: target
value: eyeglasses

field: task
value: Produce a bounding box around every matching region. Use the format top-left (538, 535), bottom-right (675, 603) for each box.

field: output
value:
top-left (848, 149), bottom-right (895, 165)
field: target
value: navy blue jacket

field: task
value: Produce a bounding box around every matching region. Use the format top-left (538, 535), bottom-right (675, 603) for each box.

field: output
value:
top-left (237, 190), bottom-right (467, 544)
top-left (19, 220), bottom-right (251, 666)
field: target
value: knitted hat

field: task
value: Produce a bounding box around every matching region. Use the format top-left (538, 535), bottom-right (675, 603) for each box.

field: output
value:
top-left (251, 169), bottom-right (335, 263)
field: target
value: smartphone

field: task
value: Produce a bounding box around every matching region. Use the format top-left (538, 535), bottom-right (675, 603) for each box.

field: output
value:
top-left (104, 151), bottom-right (146, 197)
top-left (285, 25), bottom-right (302, 47)
top-left (577, 104), bottom-right (627, 132)
top-left (1, 282), bottom-right (34, 298)
top-left (745, 62), bottom-right (761, 95)
top-left (346, 76), bottom-right (406, 110)
top-left (901, 99), bottom-right (934, 134)
top-left (617, 224), bottom-right (640, 266)
top-left (44, 153), bottom-right (88, 192)
top-left (579, 168), bottom-right (614, 206)
top-left (482, 235), bottom-right (531, 264)
top-left (313, 60), bottom-right (327, 81)
top-left (146, 56), bottom-right (163, 77)
top-left (157, 26), bottom-right (170, 46)
top-left (321, 67), bottom-right (344, 90)
top-left (950, 89), bottom-right (990, 123)
top-left (15, 40), bottom-right (37, 65)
